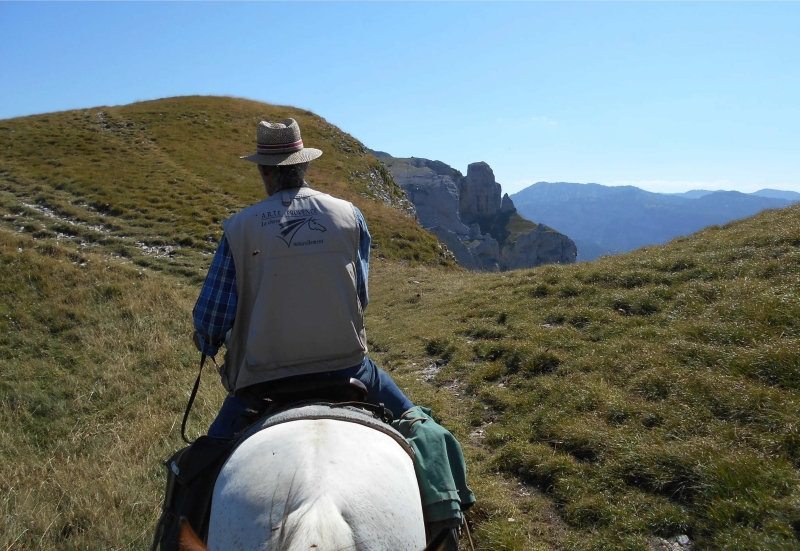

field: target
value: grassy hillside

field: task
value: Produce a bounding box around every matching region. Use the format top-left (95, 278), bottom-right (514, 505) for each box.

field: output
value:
top-left (0, 95), bottom-right (449, 278)
top-left (0, 227), bottom-right (201, 550)
top-left (371, 206), bottom-right (800, 551)
top-left (2, 98), bottom-right (800, 551)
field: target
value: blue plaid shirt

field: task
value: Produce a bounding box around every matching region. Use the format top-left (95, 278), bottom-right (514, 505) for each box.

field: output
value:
top-left (193, 206), bottom-right (371, 357)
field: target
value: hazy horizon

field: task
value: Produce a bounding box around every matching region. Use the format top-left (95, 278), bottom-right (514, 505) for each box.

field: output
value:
top-left (509, 180), bottom-right (800, 196)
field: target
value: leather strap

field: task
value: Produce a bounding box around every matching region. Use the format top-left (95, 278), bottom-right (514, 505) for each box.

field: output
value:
top-left (463, 515), bottom-right (476, 551)
top-left (181, 354), bottom-right (207, 444)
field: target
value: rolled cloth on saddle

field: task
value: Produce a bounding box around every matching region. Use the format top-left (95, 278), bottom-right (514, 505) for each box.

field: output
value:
top-left (392, 406), bottom-right (476, 523)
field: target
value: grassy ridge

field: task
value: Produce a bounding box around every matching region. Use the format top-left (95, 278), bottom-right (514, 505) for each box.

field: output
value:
top-left (2, 97), bottom-right (800, 550)
top-left (0, 96), bottom-right (448, 275)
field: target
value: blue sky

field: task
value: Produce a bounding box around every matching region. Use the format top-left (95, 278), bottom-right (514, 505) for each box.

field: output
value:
top-left (1, 2), bottom-right (799, 195)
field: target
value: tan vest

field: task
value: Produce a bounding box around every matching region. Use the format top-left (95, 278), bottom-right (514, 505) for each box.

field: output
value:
top-left (220, 186), bottom-right (368, 392)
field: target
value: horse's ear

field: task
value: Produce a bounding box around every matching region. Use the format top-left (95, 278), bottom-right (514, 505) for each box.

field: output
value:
top-left (178, 518), bottom-right (210, 551)
top-left (421, 528), bottom-right (450, 551)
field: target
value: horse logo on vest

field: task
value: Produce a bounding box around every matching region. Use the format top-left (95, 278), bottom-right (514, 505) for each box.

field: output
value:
top-left (276, 217), bottom-right (327, 247)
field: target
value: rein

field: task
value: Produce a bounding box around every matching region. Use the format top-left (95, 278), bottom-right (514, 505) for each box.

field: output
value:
top-left (181, 353), bottom-right (219, 444)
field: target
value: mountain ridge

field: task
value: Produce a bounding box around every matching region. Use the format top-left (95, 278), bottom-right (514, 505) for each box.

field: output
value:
top-left (0, 95), bottom-right (453, 276)
top-left (512, 181), bottom-right (798, 260)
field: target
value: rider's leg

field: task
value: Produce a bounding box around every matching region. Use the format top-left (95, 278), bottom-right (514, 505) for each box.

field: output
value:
top-left (352, 356), bottom-right (414, 418)
top-left (207, 392), bottom-right (264, 439)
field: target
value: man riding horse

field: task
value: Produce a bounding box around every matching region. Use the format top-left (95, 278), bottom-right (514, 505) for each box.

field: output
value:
top-left (187, 119), bottom-right (473, 547)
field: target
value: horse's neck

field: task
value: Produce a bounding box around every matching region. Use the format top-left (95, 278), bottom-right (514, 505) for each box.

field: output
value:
top-left (208, 418), bottom-right (426, 551)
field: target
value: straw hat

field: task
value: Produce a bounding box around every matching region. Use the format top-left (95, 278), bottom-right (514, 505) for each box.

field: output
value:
top-left (240, 119), bottom-right (322, 166)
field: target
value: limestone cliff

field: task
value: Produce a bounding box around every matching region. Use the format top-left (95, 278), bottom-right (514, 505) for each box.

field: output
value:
top-left (378, 156), bottom-right (469, 237)
top-left (458, 162), bottom-right (502, 224)
top-left (373, 152), bottom-right (577, 270)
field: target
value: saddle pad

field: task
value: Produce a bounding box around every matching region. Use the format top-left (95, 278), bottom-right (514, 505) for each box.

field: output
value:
top-left (235, 403), bottom-right (415, 459)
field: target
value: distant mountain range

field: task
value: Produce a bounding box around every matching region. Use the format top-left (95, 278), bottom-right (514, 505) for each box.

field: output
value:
top-left (671, 188), bottom-right (800, 201)
top-left (511, 183), bottom-right (800, 261)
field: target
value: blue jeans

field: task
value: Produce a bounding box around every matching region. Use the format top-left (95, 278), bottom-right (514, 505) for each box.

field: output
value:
top-left (208, 357), bottom-right (414, 438)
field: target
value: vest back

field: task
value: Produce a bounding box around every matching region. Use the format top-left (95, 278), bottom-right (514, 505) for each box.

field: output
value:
top-left (221, 187), bottom-right (367, 391)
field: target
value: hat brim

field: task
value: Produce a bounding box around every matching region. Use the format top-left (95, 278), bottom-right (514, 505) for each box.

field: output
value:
top-left (240, 148), bottom-right (322, 166)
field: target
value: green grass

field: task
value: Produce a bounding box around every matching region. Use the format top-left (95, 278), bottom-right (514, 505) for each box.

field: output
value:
top-left (366, 207), bottom-right (800, 550)
top-left (0, 228), bottom-right (209, 550)
top-left (2, 97), bottom-right (800, 550)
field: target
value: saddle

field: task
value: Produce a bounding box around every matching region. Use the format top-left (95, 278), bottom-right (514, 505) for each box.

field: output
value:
top-left (151, 377), bottom-right (403, 551)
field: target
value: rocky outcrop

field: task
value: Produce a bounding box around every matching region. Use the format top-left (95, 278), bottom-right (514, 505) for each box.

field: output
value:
top-left (428, 227), bottom-right (480, 270)
top-left (374, 152), bottom-right (577, 271)
top-left (350, 163), bottom-right (417, 219)
top-left (458, 162), bottom-right (502, 224)
top-left (469, 234), bottom-right (501, 271)
top-left (501, 193), bottom-right (515, 213)
top-left (375, 156), bottom-right (469, 237)
top-left (501, 223), bottom-right (578, 270)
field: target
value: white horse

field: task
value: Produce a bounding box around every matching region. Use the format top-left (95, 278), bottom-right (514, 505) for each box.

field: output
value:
top-left (184, 417), bottom-right (439, 551)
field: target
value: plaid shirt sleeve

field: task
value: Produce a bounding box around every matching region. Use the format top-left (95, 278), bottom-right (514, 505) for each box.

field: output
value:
top-left (354, 206), bottom-right (370, 310)
top-left (193, 235), bottom-right (238, 357)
